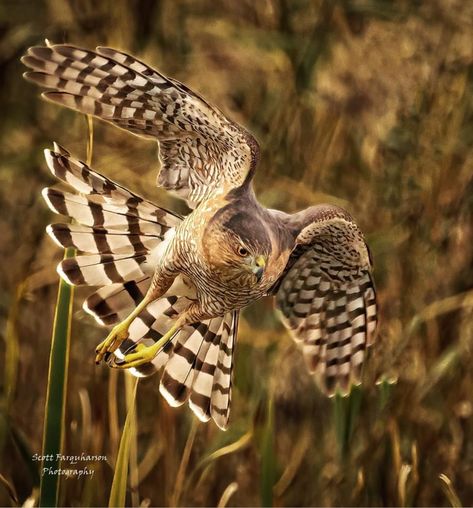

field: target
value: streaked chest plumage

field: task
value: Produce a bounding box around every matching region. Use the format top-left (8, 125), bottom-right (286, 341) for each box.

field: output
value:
top-left (168, 198), bottom-right (291, 314)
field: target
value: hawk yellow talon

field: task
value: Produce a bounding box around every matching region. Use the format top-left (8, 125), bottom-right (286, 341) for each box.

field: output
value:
top-left (95, 322), bottom-right (130, 364)
top-left (95, 296), bottom-right (154, 364)
top-left (114, 342), bottom-right (161, 369)
top-left (112, 323), bottom-right (180, 370)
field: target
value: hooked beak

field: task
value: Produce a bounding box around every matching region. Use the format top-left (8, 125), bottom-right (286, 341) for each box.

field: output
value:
top-left (252, 255), bottom-right (266, 282)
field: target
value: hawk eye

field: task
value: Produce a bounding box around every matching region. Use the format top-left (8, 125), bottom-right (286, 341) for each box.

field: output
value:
top-left (237, 246), bottom-right (249, 257)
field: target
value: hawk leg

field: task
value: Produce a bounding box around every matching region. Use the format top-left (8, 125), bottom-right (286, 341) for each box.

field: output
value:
top-left (112, 321), bottom-right (181, 369)
top-left (95, 265), bottom-right (178, 364)
top-left (95, 294), bottom-right (154, 364)
top-left (110, 303), bottom-right (212, 369)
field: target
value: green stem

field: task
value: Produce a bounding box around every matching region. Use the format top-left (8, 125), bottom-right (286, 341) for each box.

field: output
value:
top-left (108, 377), bottom-right (138, 507)
top-left (39, 247), bottom-right (75, 507)
top-left (260, 397), bottom-right (275, 507)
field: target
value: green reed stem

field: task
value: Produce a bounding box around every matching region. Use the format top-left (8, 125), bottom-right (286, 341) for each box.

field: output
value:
top-left (333, 386), bottom-right (363, 460)
top-left (39, 115), bottom-right (94, 506)
top-left (108, 376), bottom-right (138, 508)
top-left (260, 397), bottom-right (275, 507)
top-left (39, 247), bottom-right (75, 507)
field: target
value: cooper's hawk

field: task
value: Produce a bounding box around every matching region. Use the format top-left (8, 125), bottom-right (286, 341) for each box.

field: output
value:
top-left (22, 44), bottom-right (378, 429)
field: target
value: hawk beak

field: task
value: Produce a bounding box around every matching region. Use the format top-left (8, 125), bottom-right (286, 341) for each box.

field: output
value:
top-left (252, 255), bottom-right (266, 282)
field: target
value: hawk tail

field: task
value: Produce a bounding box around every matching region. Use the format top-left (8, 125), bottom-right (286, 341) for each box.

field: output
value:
top-left (108, 302), bottom-right (239, 430)
top-left (42, 144), bottom-right (181, 287)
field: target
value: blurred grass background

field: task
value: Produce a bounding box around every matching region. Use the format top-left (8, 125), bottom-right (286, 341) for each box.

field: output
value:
top-left (0, 0), bottom-right (472, 506)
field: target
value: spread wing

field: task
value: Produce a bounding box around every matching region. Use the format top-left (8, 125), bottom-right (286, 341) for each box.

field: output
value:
top-left (273, 206), bottom-right (378, 396)
top-left (22, 44), bottom-right (259, 207)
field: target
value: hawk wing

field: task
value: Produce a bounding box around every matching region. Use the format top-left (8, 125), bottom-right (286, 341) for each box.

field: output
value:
top-left (273, 205), bottom-right (378, 396)
top-left (22, 44), bottom-right (259, 207)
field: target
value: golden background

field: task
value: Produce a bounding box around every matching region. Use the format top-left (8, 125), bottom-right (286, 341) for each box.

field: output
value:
top-left (0, 0), bottom-right (472, 506)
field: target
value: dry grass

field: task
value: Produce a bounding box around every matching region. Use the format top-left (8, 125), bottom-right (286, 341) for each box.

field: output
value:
top-left (0, 0), bottom-right (472, 506)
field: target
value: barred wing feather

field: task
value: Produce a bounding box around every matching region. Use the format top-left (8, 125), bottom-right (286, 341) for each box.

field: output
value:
top-left (274, 207), bottom-right (378, 396)
top-left (23, 45), bottom-right (260, 207)
top-left (42, 146), bottom-right (180, 288)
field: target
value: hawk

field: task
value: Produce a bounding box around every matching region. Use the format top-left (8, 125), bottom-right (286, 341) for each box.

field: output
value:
top-left (22, 44), bottom-right (378, 429)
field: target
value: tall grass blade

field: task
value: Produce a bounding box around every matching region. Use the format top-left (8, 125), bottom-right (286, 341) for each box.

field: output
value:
top-left (0, 283), bottom-right (23, 455)
top-left (187, 426), bottom-right (253, 495)
top-left (137, 435), bottom-right (164, 483)
top-left (260, 397), bottom-right (275, 507)
top-left (39, 247), bottom-right (75, 507)
top-left (439, 474), bottom-right (463, 508)
top-left (0, 472), bottom-right (19, 505)
top-left (86, 114), bottom-right (94, 166)
top-left (217, 482), bottom-right (238, 508)
top-left (397, 464), bottom-right (412, 507)
top-left (333, 392), bottom-right (346, 456)
top-left (346, 385), bottom-right (363, 446)
top-left (108, 375), bottom-right (138, 508)
top-left (274, 424), bottom-right (311, 498)
top-left (377, 376), bottom-right (398, 411)
top-left (417, 347), bottom-right (460, 400)
top-left (39, 114), bottom-right (94, 507)
top-left (108, 369), bottom-right (120, 464)
top-left (170, 419), bottom-right (198, 507)
top-left (195, 428), bottom-right (253, 472)
top-left (333, 386), bottom-right (363, 459)
top-left (127, 373), bottom-right (139, 507)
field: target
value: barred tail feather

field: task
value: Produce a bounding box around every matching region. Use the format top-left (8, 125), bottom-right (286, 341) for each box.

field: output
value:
top-left (105, 297), bottom-right (239, 429)
top-left (210, 312), bottom-right (238, 428)
top-left (42, 187), bottom-right (172, 233)
top-left (159, 323), bottom-right (210, 407)
top-left (188, 315), bottom-right (232, 423)
top-left (160, 311), bottom-right (239, 430)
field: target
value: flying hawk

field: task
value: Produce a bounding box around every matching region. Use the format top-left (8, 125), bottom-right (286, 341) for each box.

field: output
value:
top-left (22, 44), bottom-right (377, 429)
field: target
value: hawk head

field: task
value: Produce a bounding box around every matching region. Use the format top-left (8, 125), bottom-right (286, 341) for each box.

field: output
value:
top-left (203, 208), bottom-right (272, 285)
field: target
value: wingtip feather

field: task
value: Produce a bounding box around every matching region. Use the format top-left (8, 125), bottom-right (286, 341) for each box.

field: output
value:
top-left (53, 142), bottom-right (70, 156)
top-left (56, 261), bottom-right (75, 286)
top-left (82, 299), bottom-right (109, 326)
top-left (43, 148), bottom-right (55, 168)
top-left (45, 224), bottom-right (65, 248)
top-left (41, 187), bottom-right (57, 213)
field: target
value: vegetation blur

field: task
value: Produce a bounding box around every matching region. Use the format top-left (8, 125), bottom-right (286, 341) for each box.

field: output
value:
top-left (0, 0), bottom-right (472, 506)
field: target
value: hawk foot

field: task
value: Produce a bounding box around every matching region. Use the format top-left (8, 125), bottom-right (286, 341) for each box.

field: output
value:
top-left (95, 322), bottom-right (130, 364)
top-left (112, 323), bottom-right (180, 369)
top-left (95, 294), bottom-right (154, 365)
